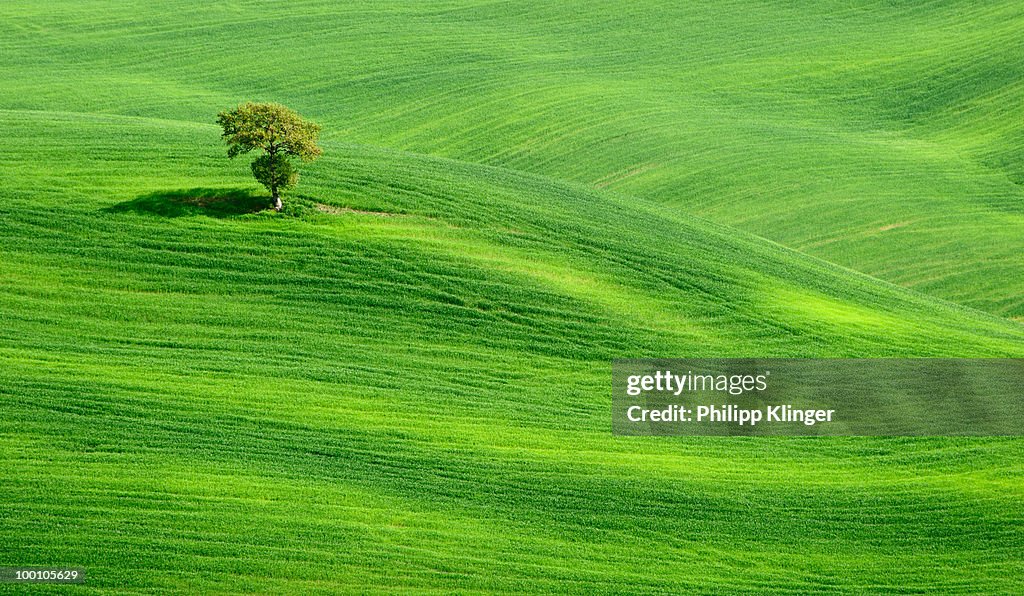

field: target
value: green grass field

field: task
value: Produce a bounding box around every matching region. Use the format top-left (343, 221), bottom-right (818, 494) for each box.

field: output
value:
top-left (2, 1), bottom-right (1023, 593)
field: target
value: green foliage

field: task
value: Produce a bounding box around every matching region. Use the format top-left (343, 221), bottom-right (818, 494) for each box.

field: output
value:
top-left (217, 102), bottom-right (321, 207)
top-left (251, 153), bottom-right (297, 195)
top-left (216, 102), bottom-right (321, 161)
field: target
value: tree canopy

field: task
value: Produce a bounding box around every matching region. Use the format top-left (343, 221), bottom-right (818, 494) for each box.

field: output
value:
top-left (217, 102), bottom-right (321, 211)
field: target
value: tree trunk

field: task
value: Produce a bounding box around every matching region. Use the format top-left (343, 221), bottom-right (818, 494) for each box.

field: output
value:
top-left (269, 148), bottom-right (282, 211)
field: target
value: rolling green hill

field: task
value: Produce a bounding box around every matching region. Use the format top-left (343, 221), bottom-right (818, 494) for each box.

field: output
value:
top-left (3, 0), bottom-right (1023, 316)
top-left (2, 1), bottom-right (1023, 593)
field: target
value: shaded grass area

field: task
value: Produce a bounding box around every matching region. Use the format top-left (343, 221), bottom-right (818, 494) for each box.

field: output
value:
top-left (106, 188), bottom-right (272, 218)
top-left (105, 188), bottom-right (323, 219)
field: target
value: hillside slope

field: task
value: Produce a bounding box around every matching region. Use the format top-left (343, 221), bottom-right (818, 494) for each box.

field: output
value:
top-left (6, 0), bottom-right (1022, 316)
top-left (2, 109), bottom-right (1024, 592)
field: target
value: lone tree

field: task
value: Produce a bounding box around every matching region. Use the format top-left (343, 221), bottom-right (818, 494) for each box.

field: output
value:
top-left (217, 102), bottom-right (321, 211)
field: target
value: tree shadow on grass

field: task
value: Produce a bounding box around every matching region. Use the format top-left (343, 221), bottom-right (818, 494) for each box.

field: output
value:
top-left (106, 188), bottom-right (272, 218)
